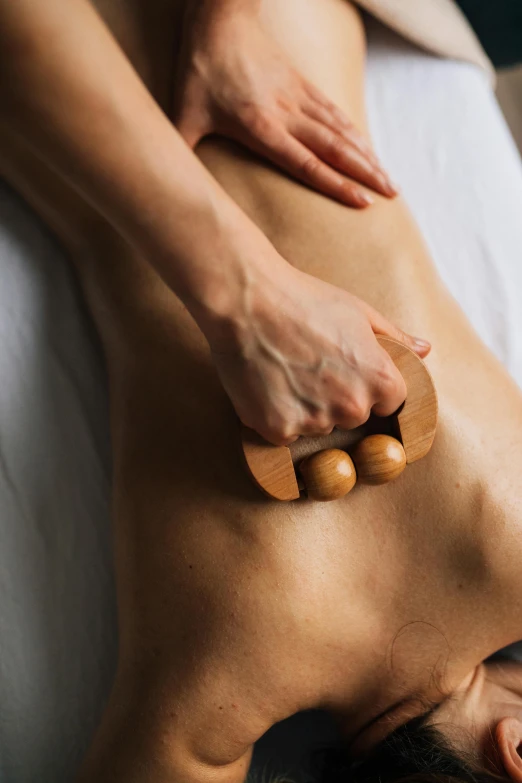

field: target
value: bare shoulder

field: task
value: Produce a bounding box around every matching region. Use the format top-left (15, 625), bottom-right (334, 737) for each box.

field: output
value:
top-left (77, 523), bottom-right (281, 779)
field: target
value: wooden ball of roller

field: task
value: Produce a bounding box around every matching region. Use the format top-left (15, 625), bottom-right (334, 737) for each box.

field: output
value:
top-left (351, 434), bottom-right (406, 485)
top-left (299, 449), bottom-right (356, 501)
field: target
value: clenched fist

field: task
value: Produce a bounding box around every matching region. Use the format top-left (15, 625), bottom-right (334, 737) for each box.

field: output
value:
top-left (204, 257), bottom-right (430, 446)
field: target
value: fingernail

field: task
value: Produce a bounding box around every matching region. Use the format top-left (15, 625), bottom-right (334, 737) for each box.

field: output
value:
top-left (413, 337), bottom-right (431, 350)
top-left (377, 172), bottom-right (398, 197)
top-left (359, 192), bottom-right (374, 207)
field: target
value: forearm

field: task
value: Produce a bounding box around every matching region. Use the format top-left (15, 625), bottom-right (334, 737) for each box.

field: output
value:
top-left (0, 0), bottom-right (262, 323)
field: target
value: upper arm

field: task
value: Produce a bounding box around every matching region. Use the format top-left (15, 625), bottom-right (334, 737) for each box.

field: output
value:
top-left (77, 660), bottom-right (257, 781)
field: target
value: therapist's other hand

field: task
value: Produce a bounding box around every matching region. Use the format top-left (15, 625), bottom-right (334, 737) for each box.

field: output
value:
top-left (205, 261), bottom-right (430, 446)
top-left (173, 0), bottom-right (397, 208)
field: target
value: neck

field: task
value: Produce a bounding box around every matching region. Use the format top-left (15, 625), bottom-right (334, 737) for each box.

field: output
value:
top-left (323, 417), bottom-right (522, 745)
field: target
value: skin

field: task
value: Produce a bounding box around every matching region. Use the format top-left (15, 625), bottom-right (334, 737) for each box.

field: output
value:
top-left (427, 661), bottom-right (522, 777)
top-left (173, 0), bottom-right (398, 205)
top-left (0, 0), bottom-right (422, 451)
top-left (1, 0), bottom-right (522, 781)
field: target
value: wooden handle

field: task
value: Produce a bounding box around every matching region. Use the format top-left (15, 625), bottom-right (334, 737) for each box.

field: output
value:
top-left (241, 336), bottom-right (438, 501)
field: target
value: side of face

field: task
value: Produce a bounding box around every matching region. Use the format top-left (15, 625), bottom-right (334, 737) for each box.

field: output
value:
top-left (429, 660), bottom-right (522, 779)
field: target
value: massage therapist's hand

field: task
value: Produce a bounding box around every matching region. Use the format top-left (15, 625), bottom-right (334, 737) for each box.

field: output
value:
top-left (202, 258), bottom-right (431, 446)
top-left (173, 0), bottom-right (397, 207)
top-left (0, 0), bottom-right (422, 449)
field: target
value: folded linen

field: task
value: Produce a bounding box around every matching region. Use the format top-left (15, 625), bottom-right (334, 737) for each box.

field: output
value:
top-left (354, 0), bottom-right (493, 79)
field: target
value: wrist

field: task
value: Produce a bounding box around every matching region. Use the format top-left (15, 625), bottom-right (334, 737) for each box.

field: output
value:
top-left (178, 201), bottom-right (288, 350)
top-left (184, 0), bottom-right (260, 45)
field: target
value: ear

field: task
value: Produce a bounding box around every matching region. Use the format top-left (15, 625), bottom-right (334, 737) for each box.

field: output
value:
top-left (496, 718), bottom-right (522, 780)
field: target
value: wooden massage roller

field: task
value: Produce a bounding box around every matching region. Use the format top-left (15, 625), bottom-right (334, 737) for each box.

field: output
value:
top-left (241, 336), bottom-right (438, 501)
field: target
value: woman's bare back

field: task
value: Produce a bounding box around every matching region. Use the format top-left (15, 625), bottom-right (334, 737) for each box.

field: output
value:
top-left (2, 0), bottom-right (522, 780)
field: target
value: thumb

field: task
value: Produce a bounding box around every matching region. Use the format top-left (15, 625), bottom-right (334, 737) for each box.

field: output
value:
top-left (172, 79), bottom-right (212, 149)
top-left (361, 301), bottom-right (431, 358)
top-left (175, 109), bottom-right (206, 150)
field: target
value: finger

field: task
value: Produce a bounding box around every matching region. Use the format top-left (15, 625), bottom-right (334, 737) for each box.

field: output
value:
top-left (243, 123), bottom-right (375, 208)
top-left (300, 83), bottom-right (396, 189)
top-left (360, 300), bottom-right (432, 358)
top-left (302, 79), bottom-right (352, 121)
top-left (304, 428), bottom-right (335, 438)
top-left (301, 102), bottom-right (392, 188)
top-left (301, 101), bottom-right (383, 171)
top-left (299, 416), bottom-right (335, 438)
top-left (243, 416), bottom-right (300, 446)
top-left (302, 81), bottom-right (377, 156)
top-left (334, 399), bottom-right (372, 430)
top-left (292, 118), bottom-right (396, 199)
top-left (371, 377), bottom-right (407, 417)
top-left (367, 348), bottom-right (407, 417)
top-left (260, 429), bottom-right (299, 447)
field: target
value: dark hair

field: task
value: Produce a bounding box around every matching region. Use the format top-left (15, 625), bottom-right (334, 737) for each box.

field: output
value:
top-left (314, 713), bottom-right (510, 783)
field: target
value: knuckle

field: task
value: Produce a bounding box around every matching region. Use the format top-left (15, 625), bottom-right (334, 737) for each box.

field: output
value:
top-left (243, 106), bottom-right (275, 138)
top-left (323, 98), bottom-right (337, 113)
top-left (242, 410), bottom-right (296, 446)
top-left (376, 359), bottom-right (404, 398)
top-left (279, 425), bottom-right (296, 444)
top-left (262, 430), bottom-right (286, 446)
top-left (351, 402), bottom-right (371, 427)
top-left (338, 181), bottom-right (361, 203)
top-left (275, 94), bottom-right (295, 113)
top-left (342, 398), bottom-right (371, 428)
top-left (299, 154), bottom-right (321, 180)
top-left (342, 181), bottom-right (363, 199)
top-left (372, 363), bottom-right (406, 415)
top-left (264, 418), bottom-right (296, 446)
top-left (325, 132), bottom-right (346, 160)
top-left (306, 412), bottom-right (332, 435)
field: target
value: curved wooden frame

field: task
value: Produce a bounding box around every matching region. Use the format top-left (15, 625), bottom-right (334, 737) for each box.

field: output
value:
top-left (241, 336), bottom-right (438, 501)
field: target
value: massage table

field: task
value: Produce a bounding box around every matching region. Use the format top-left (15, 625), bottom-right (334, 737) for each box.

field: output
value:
top-left (1, 17), bottom-right (522, 783)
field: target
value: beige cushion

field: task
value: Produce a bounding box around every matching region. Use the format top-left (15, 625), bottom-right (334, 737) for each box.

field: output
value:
top-left (355, 0), bottom-right (494, 81)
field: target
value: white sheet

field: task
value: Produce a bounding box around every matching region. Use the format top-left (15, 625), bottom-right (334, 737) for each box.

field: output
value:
top-left (1, 19), bottom-right (522, 783)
